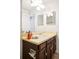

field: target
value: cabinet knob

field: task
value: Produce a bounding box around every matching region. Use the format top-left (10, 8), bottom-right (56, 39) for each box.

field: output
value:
top-left (45, 51), bottom-right (47, 56)
top-left (50, 47), bottom-right (53, 50)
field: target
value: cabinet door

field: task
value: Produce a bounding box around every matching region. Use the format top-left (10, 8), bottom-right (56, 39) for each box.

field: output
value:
top-left (50, 44), bottom-right (53, 59)
top-left (53, 38), bottom-right (56, 53)
top-left (22, 40), bottom-right (33, 59)
top-left (39, 48), bottom-right (46, 59)
top-left (47, 41), bottom-right (54, 59)
top-left (47, 44), bottom-right (51, 59)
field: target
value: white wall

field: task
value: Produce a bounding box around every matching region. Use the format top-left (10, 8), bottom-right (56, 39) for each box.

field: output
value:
top-left (34, 2), bottom-right (59, 33)
top-left (22, 9), bottom-right (30, 32)
top-left (22, 9), bottom-right (36, 32)
top-left (35, 13), bottom-right (58, 32)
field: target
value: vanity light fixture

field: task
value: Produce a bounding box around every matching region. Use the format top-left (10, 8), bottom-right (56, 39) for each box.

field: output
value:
top-left (47, 12), bottom-right (53, 17)
top-left (31, 0), bottom-right (45, 10)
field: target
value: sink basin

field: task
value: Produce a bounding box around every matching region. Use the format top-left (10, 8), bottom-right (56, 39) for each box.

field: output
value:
top-left (32, 35), bottom-right (39, 39)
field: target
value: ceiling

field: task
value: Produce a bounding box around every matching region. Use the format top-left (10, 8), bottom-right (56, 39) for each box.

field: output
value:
top-left (22, 0), bottom-right (58, 12)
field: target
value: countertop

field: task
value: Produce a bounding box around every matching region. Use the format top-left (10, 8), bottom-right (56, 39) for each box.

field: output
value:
top-left (21, 32), bottom-right (56, 45)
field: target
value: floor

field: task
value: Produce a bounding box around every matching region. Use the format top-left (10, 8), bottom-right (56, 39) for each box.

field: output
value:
top-left (52, 53), bottom-right (59, 59)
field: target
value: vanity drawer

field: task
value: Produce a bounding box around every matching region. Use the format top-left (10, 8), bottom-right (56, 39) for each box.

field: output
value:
top-left (39, 42), bottom-right (46, 50)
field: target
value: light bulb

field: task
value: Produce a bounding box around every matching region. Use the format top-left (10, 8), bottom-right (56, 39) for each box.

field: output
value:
top-left (50, 13), bottom-right (53, 16)
top-left (47, 12), bottom-right (53, 17)
top-left (36, 7), bottom-right (41, 10)
top-left (39, 4), bottom-right (45, 9)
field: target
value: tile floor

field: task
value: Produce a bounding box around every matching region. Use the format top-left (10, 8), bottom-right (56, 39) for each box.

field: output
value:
top-left (52, 53), bottom-right (59, 59)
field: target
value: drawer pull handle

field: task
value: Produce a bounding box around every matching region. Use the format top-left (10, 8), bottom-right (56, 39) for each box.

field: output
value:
top-left (28, 49), bottom-right (36, 59)
top-left (45, 52), bottom-right (47, 56)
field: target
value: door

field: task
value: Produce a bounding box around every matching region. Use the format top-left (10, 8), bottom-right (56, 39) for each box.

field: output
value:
top-left (39, 48), bottom-right (46, 59)
top-left (30, 15), bottom-right (35, 32)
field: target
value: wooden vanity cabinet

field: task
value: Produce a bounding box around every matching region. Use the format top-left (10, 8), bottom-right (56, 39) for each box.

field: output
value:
top-left (22, 36), bottom-right (56, 59)
top-left (47, 36), bottom-right (56, 59)
top-left (39, 48), bottom-right (46, 59)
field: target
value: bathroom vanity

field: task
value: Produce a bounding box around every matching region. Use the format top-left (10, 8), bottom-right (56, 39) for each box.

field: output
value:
top-left (22, 32), bottom-right (56, 59)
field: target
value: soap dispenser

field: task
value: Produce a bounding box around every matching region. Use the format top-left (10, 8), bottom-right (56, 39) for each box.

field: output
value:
top-left (27, 31), bottom-right (32, 40)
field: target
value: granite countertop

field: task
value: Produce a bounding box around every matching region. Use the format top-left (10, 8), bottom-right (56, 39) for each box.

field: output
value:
top-left (21, 32), bottom-right (56, 45)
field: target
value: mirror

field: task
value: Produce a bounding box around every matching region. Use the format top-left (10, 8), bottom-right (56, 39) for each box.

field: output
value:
top-left (46, 11), bottom-right (56, 25)
top-left (37, 15), bottom-right (43, 26)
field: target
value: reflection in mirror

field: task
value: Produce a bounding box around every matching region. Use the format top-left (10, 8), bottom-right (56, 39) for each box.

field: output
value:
top-left (46, 11), bottom-right (56, 25)
top-left (38, 15), bottom-right (43, 25)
